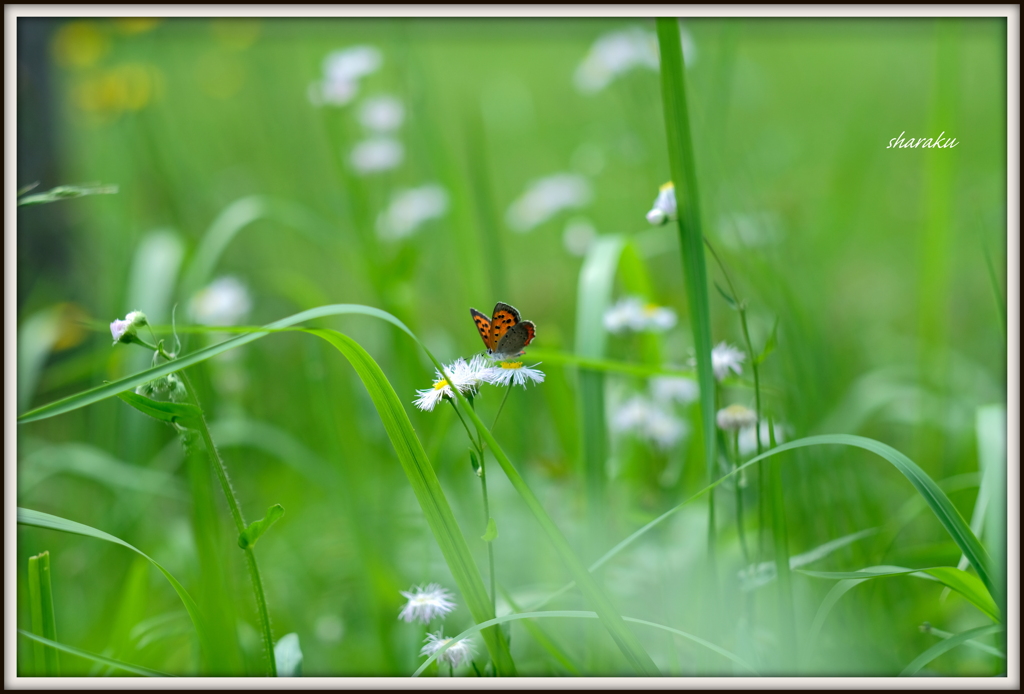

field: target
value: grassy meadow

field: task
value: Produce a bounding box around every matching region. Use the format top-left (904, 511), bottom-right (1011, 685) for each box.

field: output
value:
top-left (15, 16), bottom-right (1009, 678)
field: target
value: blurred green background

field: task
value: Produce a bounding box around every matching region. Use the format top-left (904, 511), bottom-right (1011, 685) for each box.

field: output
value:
top-left (16, 16), bottom-right (1007, 677)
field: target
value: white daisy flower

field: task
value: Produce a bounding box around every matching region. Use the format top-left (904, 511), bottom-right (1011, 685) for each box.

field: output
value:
top-left (398, 583), bottom-right (457, 624)
top-left (413, 377), bottom-right (453, 412)
top-left (650, 375), bottom-right (699, 406)
top-left (190, 277), bottom-right (252, 327)
top-left (309, 45), bottom-right (382, 107)
top-left (716, 404), bottom-right (757, 431)
top-left (646, 181), bottom-right (677, 225)
top-left (738, 421), bottom-right (788, 457)
top-left (377, 184), bottom-right (449, 240)
top-left (420, 631), bottom-right (475, 668)
top-left (603, 297), bottom-right (677, 334)
top-left (358, 95), bottom-right (404, 132)
top-left (711, 341), bottom-right (746, 381)
top-left (484, 360), bottom-right (545, 388)
top-left (574, 26), bottom-right (697, 95)
top-left (350, 137), bottom-right (404, 174)
top-left (611, 395), bottom-right (688, 449)
top-left (505, 173), bottom-right (592, 233)
top-left (413, 357), bottom-right (486, 411)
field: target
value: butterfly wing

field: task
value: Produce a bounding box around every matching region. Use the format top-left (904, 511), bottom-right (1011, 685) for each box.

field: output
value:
top-left (494, 320), bottom-right (536, 357)
top-left (470, 308), bottom-right (495, 351)
top-left (489, 302), bottom-right (521, 348)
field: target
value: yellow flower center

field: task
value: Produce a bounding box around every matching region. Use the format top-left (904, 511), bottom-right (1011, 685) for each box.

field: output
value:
top-left (659, 181), bottom-right (674, 192)
top-left (432, 378), bottom-right (449, 390)
top-left (499, 361), bottom-right (523, 370)
top-left (643, 303), bottom-right (659, 315)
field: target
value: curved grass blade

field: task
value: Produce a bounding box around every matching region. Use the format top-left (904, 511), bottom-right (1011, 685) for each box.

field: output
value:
top-left (304, 329), bottom-right (516, 676)
top-left (899, 624), bottom-right (1004, 676)
top-left (17, 508), bottom-right (211, 660)
top-left (801, 565), bottom-right (999, 623)
top-left (18, 305), bottom-right (412, 424)
top-left (412, 611), bottom-right (755, 677)
top-left (531, 435), bottom-right (997, 616)
top-left (526, 348), bottom-right (695, 379)
top-left (18, 630), bottom-right (170, 677)
top-left (27, 551), bottom-right (59, 675)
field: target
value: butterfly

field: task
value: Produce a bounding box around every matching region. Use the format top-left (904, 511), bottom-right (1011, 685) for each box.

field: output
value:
top-left (470, 302), bottom-right (536, 359)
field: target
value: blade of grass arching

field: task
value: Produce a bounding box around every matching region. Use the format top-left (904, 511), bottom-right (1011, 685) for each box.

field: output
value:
top-left (800, 566), bottom-right (999, 623)
top-left (975, 405), bottom-right (1007, 628)
top-left (656, 16), bottom-right (718, 547)
top-left (899, 624), bottom-right (1004, 676)
top-left (450, 382), bottom-right (659, 675)
top-left (575, 235), bottom-right (628, 541)
top-left (412, 611), bottom-right (755, 677)
top-left (18, 630), bottom-right (170, 677)
top-left (18, 508), bottom-right (212, 661)
top-left (532, 435), bottom-right (997, 620)
top-left (304, 329), bottom-right (516, 676)
top-left (922, 624), bottom-right (1005, 659)
top-left (499, 586), bottom-right (581, 675)
top-left (27, 552), bottom-right (59, 675)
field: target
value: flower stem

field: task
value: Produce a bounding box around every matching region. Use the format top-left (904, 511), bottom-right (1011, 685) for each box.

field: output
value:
top-left (732, 429), bottom-right (751, 566)
top-left (177, 367), bottom-right (277, 676)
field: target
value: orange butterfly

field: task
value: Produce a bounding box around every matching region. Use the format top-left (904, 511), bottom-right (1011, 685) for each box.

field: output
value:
top-left (469, 302), bottom-right (536, 359)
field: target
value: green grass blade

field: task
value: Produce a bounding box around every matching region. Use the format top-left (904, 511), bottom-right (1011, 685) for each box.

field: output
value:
top-left (18, 630), bottom-right (170, 677)
top-left (526, 348), bottom-right (695, 379)
top-left (575, 235), bottom-right (627, 530)
top-left (656, 17), bottom-right (717, 491)
top-left (27, 551), bottom-right (59, 675)
top-left (899, 624), bottom-right (1004, 676)
top-left (412, 611), bottom-right (754, 677)
top-left (450, 383), bottom-right (659, 675)
top-left (18, 508), bottom-right (212, 661)
top-left (499, 586), bottom-right (581, 676)
top-left (801, 566), bottom-right (1000, 622)
top-left (17, 305), bottom-right (414, 424)
top-left (304, 329), bottom-right (516, 676)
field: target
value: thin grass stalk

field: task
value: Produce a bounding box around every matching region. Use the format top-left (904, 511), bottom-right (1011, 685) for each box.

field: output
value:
top-left (178, 371), bottom-right (277, 676)
top-left (655, 17), bottom-right (718, 551)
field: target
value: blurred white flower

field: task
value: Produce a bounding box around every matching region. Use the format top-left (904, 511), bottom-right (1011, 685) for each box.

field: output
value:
top-left (738, 421), bottom-right (788, 457)
top-left (309, 45), bottom-right (382, 107)
top-left (650, 376), bottom-right (699, 406)
top-left (350, 137), bottom-right (404, 174)
top-left (505, 173), bottom-right (592, 233)
top-left (377, 184), bottom-right (449, 240)
top-left (109, 318), bottom-right (132, 343)
top-left (190, 277), bottom-right (252, 327)
top-left (574, 27), bottom-right (658, 94)
top-left (646, 182), bottom-right (677, 225)
top-left (611, 395), bottom-right (688, 450)
top-left (604, 297), bottom-right (677, 334)
top-left (717, 404), bottom-right (757, 431)
top-left (358, 95), bottom-right (404, 132)
top-left (711, 341), bottom-right (746, 381)
top-left (420, 631), bottom-right (475, 668)
top-left (563, 217), bottom-right (597, 256)
top-left (399, 583), bottom-right (457, 623)
top-left (575, 26), bottom-right (697, 95)
top-left (484, 360), bottom-right (545, 388)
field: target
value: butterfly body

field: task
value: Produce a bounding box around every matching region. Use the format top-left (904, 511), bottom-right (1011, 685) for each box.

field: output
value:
top-left (470, 302), bottom-right (536, 358)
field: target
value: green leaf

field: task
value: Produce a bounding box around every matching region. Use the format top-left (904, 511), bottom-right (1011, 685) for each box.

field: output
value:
top-left (17, 183), bottom-right (118, 206)
top-left (899, 624), bottom-right (1004, 676)
top-left (412, 611), bottom-right (755, 677)
top-left (305, 329), bottom-right (516, 676)
top-left (274, 633), bottom-right (303, 677)
top-left (238, 504), bottom-right (285, 549)
top-left (117, 390), bottom-right (203, 428)
top-left (481, 518), bottom-right (498, 542)
top-left (18, 630), bottom-right (170, 677)
top-left (801, 565), bottom-right (1000, 623)
top-left (754, 318), bottom-right (779, 365)
top-left (18, 507), bottom-right (212, 660)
